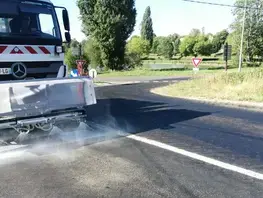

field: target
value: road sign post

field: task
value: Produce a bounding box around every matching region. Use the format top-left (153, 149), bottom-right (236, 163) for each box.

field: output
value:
top-left (223, 43), bottom-right (232, 71)
top-left (76, 60), bottom-right (86, 76)
top-left (192, 57), bottom-right (202, 73)
top-left (89, 68), bottom-right (97, 79)
top-left (72, 44), bottom-right (84, 59)
top-left (72, 48), bottom-right (79, 56)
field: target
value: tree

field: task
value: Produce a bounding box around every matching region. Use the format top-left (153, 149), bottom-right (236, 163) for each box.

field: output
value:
top-left (125, 36), bottom-right (150, 69)
top-left (64, 38), bottom-right (91, 71)
top-left (193, 35), bottom-right (213, 56)
top-left (77, 0), bottom-right (97, 36)
top-left (189, 28), bottom-right (201, 37)
top-left (211, 29), bottom-right (229, 53)
top-left (179, 36), bottom-right (197, 56)
top-left (65, 48), bottom-right (77, 70)
top-left (151, 37), bottom-right (158, 54)
top-left (151, 36), bottom-right (163, 54)
top-left (70, 39), bottom-right (80, 48)
top-left (168, 33), bottom-right (180, 56)
top-left (84, 38), bottom-right (103, 68)
top-left (124, 51), bottom-right (143, 69)
top-left (226, 31), bottom-right (239, 55)
top-left (65, 47), bottom-right (89, 71)
top-left (64, 39), bottom-right (79, 70)
top-left (157, 37), bottom-right (174, 59)
top-left (126, 36), bottom-right (150, 57)
top-left (230, 0), bottom-right (263, 64)
top-left (141, 6), bottom-right (154, 48)
top-left (78, 0), bottom-right (136, 70)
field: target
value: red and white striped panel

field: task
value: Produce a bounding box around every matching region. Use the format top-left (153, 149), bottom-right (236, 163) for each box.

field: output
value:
top-left (0, 45), bottom-right (53, 55)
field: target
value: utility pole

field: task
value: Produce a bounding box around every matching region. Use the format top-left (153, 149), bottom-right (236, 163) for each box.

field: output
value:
top-left (79, 43), bottom-right (82, 60)
top-left (238, 0), bottom-right (247, 72)
top-left (76, 43), bottom-right (85, 76)
top-left (224, 43), bottom-right (228, 71)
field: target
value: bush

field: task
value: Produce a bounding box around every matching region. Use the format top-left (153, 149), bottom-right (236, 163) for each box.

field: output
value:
top-left (84, 38), bottom-right (103, 68)
top-left (157, 37), bottom-right (173, 59)
top-left (126, 36), bottom-right (151, 57)
top-left (205, 68), bottom-right (263, 85)
top-left (202, 58), bottom-right (219, 61)
top-left (124, 52), bottom-right (143, 70)
top-left (65, 42), bottom-right (90, 71)
top-left (65, 48), bottom-right (79, 70)
top-left (231, 54), bottom-right (240, 68)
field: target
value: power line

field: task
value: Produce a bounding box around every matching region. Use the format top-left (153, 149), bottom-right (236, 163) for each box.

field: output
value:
top-left (182, 0), bottom-right (249, 9)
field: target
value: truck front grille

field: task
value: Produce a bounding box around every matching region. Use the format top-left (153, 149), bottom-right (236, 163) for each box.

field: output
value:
top-left (0, 61), bottom-right (63, 81)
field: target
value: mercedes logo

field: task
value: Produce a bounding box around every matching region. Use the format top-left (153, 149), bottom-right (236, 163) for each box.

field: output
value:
top-left (11, 62), bottom-right (27, 79)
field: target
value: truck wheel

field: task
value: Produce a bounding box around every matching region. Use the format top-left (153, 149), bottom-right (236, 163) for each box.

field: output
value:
top-left (0, 129), bottom-right (18, 145)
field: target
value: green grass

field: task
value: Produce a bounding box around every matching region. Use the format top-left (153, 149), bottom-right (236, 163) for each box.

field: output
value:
top-left (152, 67), bottom-right (263, 102)
top-left (99, 67), bottom-right (244, 77)
top-left (142, 60), bottom-right (227, 67)
top-left (142, 56), bottom-right (232, 71)
top-left (99, 68), bottom-right (211, 77)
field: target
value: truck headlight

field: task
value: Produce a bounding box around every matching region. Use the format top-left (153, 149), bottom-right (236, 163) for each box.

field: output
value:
top-left (56, 46), bottom-right (63, 54)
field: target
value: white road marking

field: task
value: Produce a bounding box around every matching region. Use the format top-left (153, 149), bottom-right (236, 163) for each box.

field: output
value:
top-left (127, 135), bottom-right (263, 180)
top-left (0, 145), bottom-right (28, 154)
top-left (153, 81), bottom-right (159, 83)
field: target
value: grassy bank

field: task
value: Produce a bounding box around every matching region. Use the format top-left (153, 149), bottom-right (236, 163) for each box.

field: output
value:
top-left (152, 68), bottom-right (263, 102)
top-left (99, 67), bottom-right (241, 77)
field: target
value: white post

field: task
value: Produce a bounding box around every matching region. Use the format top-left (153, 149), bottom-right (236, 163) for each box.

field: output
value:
top-left (238, 0), bottom-right (247, 72)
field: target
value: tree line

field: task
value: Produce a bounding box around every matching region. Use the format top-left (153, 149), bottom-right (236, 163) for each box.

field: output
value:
top-left (65, 0), bottom-right (263, 71)
top-left (128, 28), bottom-right (229, 59)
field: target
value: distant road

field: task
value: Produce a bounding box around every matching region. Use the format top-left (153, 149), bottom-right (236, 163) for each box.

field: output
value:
top-left (96, 76), bottom-right (189, 84)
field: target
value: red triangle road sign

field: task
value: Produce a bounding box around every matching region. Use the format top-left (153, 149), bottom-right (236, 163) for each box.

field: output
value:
top-left (192, 57), bottom-right (202, 67)
top-left (76, 60), bottom-right (86, 66)
top-left (76, 60), bottom-right (86, 76)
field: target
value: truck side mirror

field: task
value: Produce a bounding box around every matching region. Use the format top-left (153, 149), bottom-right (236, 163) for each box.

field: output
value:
top-left (65, 32), bottom-right (71, 43)
top-left (62, 9), bottom-right (70, 31)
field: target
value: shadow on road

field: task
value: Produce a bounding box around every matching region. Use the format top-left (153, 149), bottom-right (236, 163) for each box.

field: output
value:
top-left (0, 97), bottom-right (210, 156)
top-left (86, 98), bottom-right (211, 134)
top-left (88, 98), bottom-right (263, 164)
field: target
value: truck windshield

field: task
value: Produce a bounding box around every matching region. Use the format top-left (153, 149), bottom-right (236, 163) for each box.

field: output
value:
top-left (0, 1), bottom-right (61, 45)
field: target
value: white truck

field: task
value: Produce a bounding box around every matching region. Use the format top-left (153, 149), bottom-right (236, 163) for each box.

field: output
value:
top-left (0, 0), bottom-right (96, 143)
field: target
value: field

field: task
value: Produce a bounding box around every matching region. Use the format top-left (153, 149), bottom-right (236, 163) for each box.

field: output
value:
top-left (99, 55), bottom-right (237, 77)
top-left (143, 54), bottom-right (229, 68)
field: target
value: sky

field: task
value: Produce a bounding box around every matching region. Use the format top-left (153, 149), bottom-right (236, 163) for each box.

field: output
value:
top-left (53, 0), bottom-right (237, 41)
